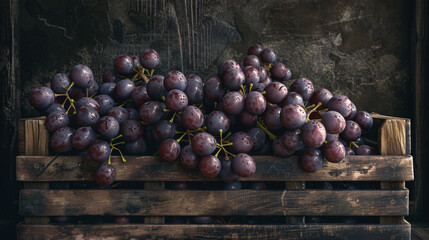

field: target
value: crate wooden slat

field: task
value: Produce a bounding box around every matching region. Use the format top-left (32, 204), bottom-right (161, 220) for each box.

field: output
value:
top-left (17, 223), bottom-right (411, 240)
top-left (16, 155), bottom-right (414, 182)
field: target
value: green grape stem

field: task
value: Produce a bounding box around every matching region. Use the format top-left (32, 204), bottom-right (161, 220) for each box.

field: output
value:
top-left (256, 121), bottom-right (277, 140)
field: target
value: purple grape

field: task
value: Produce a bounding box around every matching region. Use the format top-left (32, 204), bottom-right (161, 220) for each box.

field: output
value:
top-left (203, 76), bottom-right (224, 101)
top-left (355, 145), bottom-right (376, 155)
top-left (345, 147), bottom-right (355, 155)
top-left (327, 95), bottom-right (353, 118)
top-left (289, 78), bottom-right (314, 101)
top-left (181, 106), bottom-right (204, 130)
top-left (70, 64), bottom-right (94, 89)
top-left (51, 73), bottom-right (71, 94)
top-left (248, 44), bottom-right (263, 56)
top-left (131, 55), bottom-right (140, 67)
top-left (272, 138), bottom-right (295, 157)
top-left (230, 132), bottom-right (254, 154)
top-left (222, 68), bottom-right (245, 91)
top-left (131, 86), bottom-right (150, 106)
top-left (186, 74), bottom-right (203, 84)
top-left (310, 88), bottom-right (333, 109)
top-left (341, 120), bottom-right (362, 141)
top-left (224, 181), bottom-right (242, 190)
top-left (206, 111), bottom-right (230, 135)
top-left (115, 79), bottom-right (135, 100)
top-left (199, 155), bottom-right (221, 178)
top-left (140, 49), bottom-right (160, 69)
top-left (191, 132), bottom-right (217, 156)
top-left (281, 92), bottom-right (303, 106)
top-left (45, 110), bottom-right (70, 133)
top-left (300, 148), bottom-right (323, 173)
top-left (159, 139), bottom-right (181, 162)
top-left (250, 182), bottom-right (267, 190)
top-left (238, 111), bottom-right (258, 127)
top-left (124, 137), bottom-right (147, 155)
top-left (127, 108), bottom-right (139, 120)
top-left (96, 116), bottom-right (120, 139)
top-left (258, 67), bottom-right (268, 82)
top-left (218, 60), bottom-right (241, 77)
top-left (280, 104), bottom-right (307, 130)
top-left (301, 121), bottom-right (327, 148)
top-left (221, 91), bottom-right (244, 115)
top-left (76, 97), bottom-right (101, 113)
top-left (88, 140), bottom-right (111, 162)
top-left (263, 105), bottom-right (283, 130)
top-left (243, 66), bottom-right (260, 86)
top-left (102, 69), bottom-right (117, 83)
top-left (323, 140), bottom-right (346, 163)
top-left (28, 87), bottom-right (55, 111)
top-left (99, 82), bottom-right (116, 96)
top-left (152, 120), bottom-right (176, 141)
top-left (264, 82), bottom-right (288, 104)
top-left (165, 89), bottom-right (188, 112)
top-left (346, 102), bottom-right (357, 120)
top-left (243, 55), bottom-right (261, 68)
top-left (147, 75), bottom-right (166, 100)
top-left (139, 101), bottom-right (163, 123)
top-left (326, 133), bottom-right (339, 141)
top-left (184, 80), bottom-right (204, 105)
top-left (281, 130), bottom-right (304, 151)
top-left (44, 103), bottom-right (66, 115)
top-left (260, 48), bottom-right (276, 63)
top-left (270, 63), bottom-right (289, 80)
top-left (68, 86), bottom-right (86, 100)
top-left (114, 54), bottom-right (134, 75)
top-left (245, 91), bottom-right (266, 115)
top-left (219, 158), bottom-right (240, 182)
top-left (106, 107), bottom-right (129, 124)
top-left (164, 70), bottom-right (187, 91)
top-left (231, 153), bottom-right (256, 177)
top-left (120, 120), bottom-right (143, 142)
top-left (50, 127), bottom-right (74, 153)
top-left (71, 127), bottom-right (96, 151)
top-left (94, 95), bottom-right (115, 115)
top-left (75, 106), bottom-right (100, 127)
top-left (321, 110), bottom-right (346, 134)
top-left (247, 128), bottom-right (266, 150)
top-left (354, 111), bottom-right (373, 132)
top-left (95, 163), bottom-right (116, 186)
top-left (179, 145), bottom-right (198, 170)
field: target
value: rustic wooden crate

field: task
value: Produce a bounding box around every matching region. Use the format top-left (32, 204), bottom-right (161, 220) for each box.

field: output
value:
top-left (16, 114), bottom-right (413, 240)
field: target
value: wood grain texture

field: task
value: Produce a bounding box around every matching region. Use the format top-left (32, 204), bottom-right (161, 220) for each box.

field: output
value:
top-left (16, 223), bottom-right (411, 240)
top-left (19, 189), bottom-right (408, 217)
top-left (285, 181), bottom-right (305, 224)
top-left (144, 181), bottom-right (165, 224)
top-left (18, 117), bottom-right (49, 156)
top-left (16, 155), bottom-right (414, 182)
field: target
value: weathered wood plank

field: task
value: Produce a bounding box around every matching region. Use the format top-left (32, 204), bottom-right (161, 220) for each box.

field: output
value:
top-left (19, 189), bottom-right (408, 217)
top-left (16, 223), bottom-right (411, 240)
top-left (16, 155), bottom-right (414, 182)
top-left (285, 181), bottom-right (305, 224)
top-left (144, 182), bottom-right (165, 224)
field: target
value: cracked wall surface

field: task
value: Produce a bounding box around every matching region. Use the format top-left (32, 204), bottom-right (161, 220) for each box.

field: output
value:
top-left (20, 0), bottom-right (411, 119)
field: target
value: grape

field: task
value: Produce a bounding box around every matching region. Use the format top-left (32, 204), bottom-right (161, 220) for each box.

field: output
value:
top-left (159, 139), bottom-right (181, 162)
top-left (281, 92), bottom-right (303, 106)
top-left (280, 104), bottom-right (306, 130)
top-left (281, 130), bottom-right (304, 151)
top-left (45, 110), bottom-right (70, 133)
top-left (289, 78), bottom-right (314, 101)
top-left (147, 75), bottom-right (166, 100)
top-left (219, 158), bottom-right (240, 182)
top-left (70, 64), bottom-right (94, 89)
top-left (310, 88), bottom-right (333, 109)
top-left (192, 217), bottom-right (215, 224)
top-left (203, 76), bottom-right (224, 101)
top-left (71, 127), bottom-right (96, 150)
top-left (95, 163), bottom-right (116, 187)
top-left (140, 49), bottom-right (160, 69)
top-left (341, 120), bottom-right (362, 141)
top-left (184, 80), bottom-right (204, 105)
top-left (345, 147), bottom-right (355, 155)
top-left (300, 148), bottom-right (323, 173)
top-left (186, 74), bottom-right (203, 85)
top-left (259, 106), bottom-right (280, 130)
top-left (258, 67), bottom-right (268, 82)
top-left (218, 60), bottom-right (241, 77)
top-left (326, 133), bottom-right (339, 141)
top-left (270, 63), bottom-right (289, 80)
top-left (301, 121), bottom-right (326, 148)
top-left (346, 102), bottom-right (357, 120)
top-left (114, 54), bottom-right (134, 75)
top-left (248, 44), bottom-right (263, 56)
top-left (224, 181), bottom-right (242, 190)
top-left (247, 128), bottom-right (266, 150)
top-left (151, 120), bottom-right (175, 141)
top-left (354, 111), bottom-right (373, 132)
top-left (124, 137), bottom-right (147, 155)
top-left (355, 145), bottom-right (376, 155)
top-left (327, 95), bottom-right (353, 118)
top-left (120, 120), bottom-right (144, 142)
top-left (76, 97), bottom-right (101, 113)
top-left (139, 101), bottom-right (163, 123)
top-left (230, 132), bottom-right (253, 154)
top-left (181, 106), bottom-right (204, 130)
top-left (75, 106), bottom-right (100, 127)
top-left (222, 68), bottom-right (245, 91)
top-left (88, 140), bottom-right (111, 162)
top-left (243, 55), bottom-right (260, 68)
top-left (206, 111), bottom-right (230, 135)
top-left (221, 91), bottom-right (244, 115)
top-left (264, 82), bottom-right (288, 104)
top-left (102, 69), bottom-right (117, 83)
top-left (131, 86), bottom-right (150, 106)
top-left (245, 91), bottom-right (266, 115)
top-left (231, 153), bottom-right (256, 177)
top-left (115, 79), bottom-right (135, 100)
top-left (199, 155), bottom-right (221, 178)
top-left (131, 55), bottom-right (140, 67)
top-left (165, 89), bottom-right (188, 112)
top-left (106, 107), bottom-right (129, 124)
top-left (127, 108), bottom-right (139, 120)
top-left (179, 145), bottom-right (198, 170)
top-left (94, 95), bottom-right (115, 115)
top-left (68, 86), bottom-right (86, 100)
top-left (99, 82), bottom-right (116, 97)
top-left (243, 66), bottom-right (260, 86)
top-left (28, 87), bottom-right (55, 111)
top-left (323, 140), bottom-right (346, 163)
top-left (321, 111), bottom-right (346, 134)
top-left (115, 217), bottom-right (130, 224)
top-left (169, 182), bottom-right (188, 190)
top-left (250, 182), bottom-right (267, 190)
top-left (272, 138), bottom-right (294, 157)
top-left (96, 116), bottom-right (120, 139)
top-left (164, 70), bottom-right (187, 91)
top-left (260, 48), bottom-right (276, 63)
top-left (45, 103), bottom-right (65, 115)
top-left (50, 127), bottom-right (74, 153)
top-left (238, 111), bottom-right (257, 126)
top-left (191, 132), bottom-right (217, 156)
top-left (51, 73), bottom-right (71, 94)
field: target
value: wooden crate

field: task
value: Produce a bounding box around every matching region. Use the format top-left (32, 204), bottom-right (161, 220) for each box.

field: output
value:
top-left (16, 115), bottom-right (413, 240)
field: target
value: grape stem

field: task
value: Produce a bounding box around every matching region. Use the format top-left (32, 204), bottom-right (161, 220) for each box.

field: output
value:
top-left (176, 132), bottom-right (187, 143)
top-left (240, 85), bottom-right (246, 97)
top-left (350, 141), bottom-right (360, 149)
top-left (305, 102), bottom-right (322, 122)
top-left (248, 83), bottom-right (253, 93)
top-left (169, 112), bottom-right (176, 123)
top-left (256, 121), bottom-right (277, 140)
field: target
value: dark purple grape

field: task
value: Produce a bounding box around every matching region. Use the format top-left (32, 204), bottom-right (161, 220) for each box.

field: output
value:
top-left (114, 54), bottom-right (134, 75)
top-left (147, 75), bottom-right (166, 100)
top-left (127, 108), bottom-right (139, 120)
top-left (301, 121), bottom-right (327, 148)
top-left (44, 103), bottom-right (65, 115)
top-left (300, 148), bottom-right (323, 173)
top-left (280, 104), bottom-right (307, 130)
top-left (289, 78), bottom-right (314, 101)
top-left (260, 48), bottom-right (276, 63)
top-left (272, 138), bottom-right (295, 157)
top-left (76, 106), bottom-right (100, 127)
top-left (186, 74), bottom-right (203, 84)
top-left (263, 105), bottom-right (283, 130)
top-left (346, 102), bottom-right (357, 120)
top-left (264, 82), bottom-right (288, 104)
top-left (243, 55), bottom-right (261, 68)
top-left (203, 76), bottom-right (224, 101)
top-left (281, 130), bottom-right (304, 151)
top-left (70, 64), bottom-right (94, 89)
top-left (354, 111), bottom-right (373, 132)
top-left (355, 145), bottom-right (376, 155)
top-left (270, 63), bottom-right (289, 80)
top-left (96, 116), bottom-right (120, 139)
top-left (131, 55), bottom-right (140, 67)
top-left (51, 73), bottom-right (71, 94)
top-left (199, 155), bottom-right (221, 178)
top-left (281, 92), bottom-right (304, 107)
top-left (165, 89), bottom-right (188, 112)
top-left (191, 132), bottom-right (217, 156)
top-left (219, 158), bottom-right (240, 182)
top-left (238, 111), bottom-right (257, 126)
top-left (151, 120), bottom-right (176, 141)
top-left (140, 49), bottom-right (160, 69)
top-left (206, 111), bottom-right (230, 135)
top-left (326, 133), bottom-right (339, 141)
top-left (218, 60), bottom-right (241, 77)
top-left (341, 120), bottom-right (362, 141)
top-left (164, 70), bottom-right (187, 91)
top-left (192, 216), bottom-right (215, 224)
top-left (184, 80), bottom-right (204, 105)
top-left (94, 95), bottom-right (115, 115)
top-left (71, 127), bottom-right (96, 150)
top-left (231, 153), bottom-right (256, 177)
top-left (247, 128), bottom-right (266, 150)
top-left (310, 88), bottom-right (333, 109)
top-left (345, 147), bottom-right (355, 155)
top-left (248, 44), bottom-right (263, 56)
top-left (230, 132), bottom-right (254, 154)
top-left (106, 107), bottom-right (129, 124)
top-left (120, 120), bottom-right (143, 142)
top-left (99, 82), bottom-right (116, 96)
top-left (258, 67), bottom-right (268, 82)
top-left (131, 86), bottom-right (150, 106)
top-left (323, 140), bottom-right (346, 163)
top-left (245, 91), bottom-right (266, 115)
top-left (88, 140), bottom-right (111, 162)
top-left (115, 217), bottom-right (130, 224)
top-left (76, 97), bottom-right (101, 113)
top-left (115, 79), bottom-right (135, 100)
top-left (159, 139), bottom-right (181, 162)
top-left (250, 182), bottom-right (267, 190)
top-left (139, 101), bottom-right (163, 123)
top-left (168, 182), bottom-right (188, 190)
top-left (243, 66), bottom-right (260, 86)
top-left (327, 95), bottom-right (353, 118)
top-left (321, 110), bottom-right (346, 134)
top-left (45, 110), bottom-right (70, 133)
top-left (224, 181), bottom-right (242, 190)
top-left (221, 91), bottom-right (244, 115)
top-left (102, 69), bottom-right (117, 83)
top-left (179, 145), bottom-right (198, 170)
top-left (181, 106), bottom-right (204, 130)
top-left (28, 87), bottom-right (55, 111)
top-left (88, 80), bottom-right (99, 97)
top-left (124, 137), bottom-right (147, 155)
top-left (95, 163), bottom-right (116, 186)
top-left (222, 68), bottom-right (245, 91)
top-left (50, 127), bottom-right (74, 153)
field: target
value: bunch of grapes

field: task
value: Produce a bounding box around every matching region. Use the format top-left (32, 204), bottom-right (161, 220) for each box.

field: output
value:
top-left (28, 44), bottom-right (376, 187)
